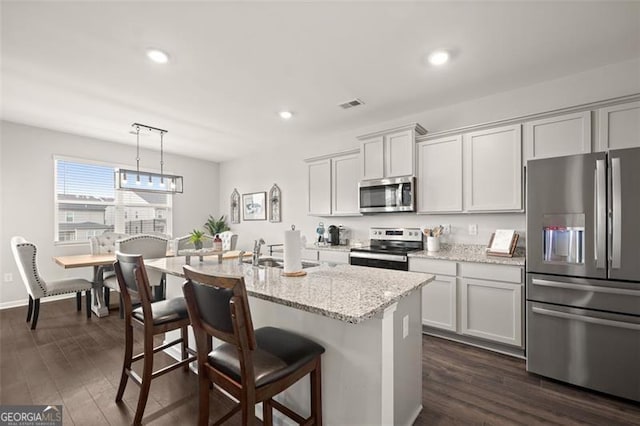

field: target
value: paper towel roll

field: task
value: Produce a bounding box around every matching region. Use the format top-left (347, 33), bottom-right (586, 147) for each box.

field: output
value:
top-left (283, 228), bottom-right (302, 273)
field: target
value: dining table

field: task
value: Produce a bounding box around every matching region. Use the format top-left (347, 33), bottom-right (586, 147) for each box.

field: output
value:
top-left (52, 250), bottom-right (251, 317)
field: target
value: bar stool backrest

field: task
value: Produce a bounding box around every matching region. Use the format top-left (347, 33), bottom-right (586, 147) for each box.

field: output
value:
top-left (114, 252), bottom-right (154, 321)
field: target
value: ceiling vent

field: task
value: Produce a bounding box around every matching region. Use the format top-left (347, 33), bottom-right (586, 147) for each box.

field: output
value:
top-left (339, 98), bottom-right (365, 109)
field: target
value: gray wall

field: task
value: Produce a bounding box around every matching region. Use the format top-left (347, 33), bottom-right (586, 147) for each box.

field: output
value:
top-left (0, 121), bottom-right (221, 307)
top-left (219, 58), bottom-right (640, 251)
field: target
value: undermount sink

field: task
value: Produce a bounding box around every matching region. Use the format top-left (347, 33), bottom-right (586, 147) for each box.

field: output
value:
top-left (243, 258), bottom-right (319, 269)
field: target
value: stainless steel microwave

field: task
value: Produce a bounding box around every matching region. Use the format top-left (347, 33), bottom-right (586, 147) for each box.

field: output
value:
top-left (359, 176), bottom-right (415, 213)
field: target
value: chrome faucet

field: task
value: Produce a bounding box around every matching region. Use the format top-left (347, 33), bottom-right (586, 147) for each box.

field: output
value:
top-left (252, 238), bottom-right (265, 266)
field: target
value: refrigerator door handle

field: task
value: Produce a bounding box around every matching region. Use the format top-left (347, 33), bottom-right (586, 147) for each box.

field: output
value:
top-left (531, 278), bottom-right (640, 296)
top-left (595, 159), bottom-right (606, 269)
top-left (531, 306), bottom-right (640, 331)
top-left (611, 157), bottom-right (622, 269)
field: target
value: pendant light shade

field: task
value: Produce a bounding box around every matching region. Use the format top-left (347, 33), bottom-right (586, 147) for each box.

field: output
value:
top-left (115, 123), bottom-right (183, 194)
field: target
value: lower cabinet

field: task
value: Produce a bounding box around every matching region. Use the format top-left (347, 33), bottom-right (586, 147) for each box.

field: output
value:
top-left (410, 257), bottom-right (524, 348)
top-left (318, 250), bottom-right (349, 264)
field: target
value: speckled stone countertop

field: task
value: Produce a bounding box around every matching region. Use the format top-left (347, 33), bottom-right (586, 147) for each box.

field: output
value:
top-left (146, 257), bottom-right (432, 324)
top-left (408, 244), bottom-right (526, 266)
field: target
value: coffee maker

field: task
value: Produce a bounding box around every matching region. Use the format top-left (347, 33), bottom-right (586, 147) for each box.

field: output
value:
top-left (328, 225), bottom-right (340, 246)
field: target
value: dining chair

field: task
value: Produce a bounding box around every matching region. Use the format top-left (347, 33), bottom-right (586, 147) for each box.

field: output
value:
top-left (218, 231), bottom-right (238, 251)
top-left (10, 236), bottom-right (92, 330)
top-left (175, 234), bottom-right (214, 251)
top-left (113, 252), bottom-right (196, 426)
top-left (104, 234), bottom-right (168, 318)
top-left (89, 231), bottom-right (127, 307)
top-left (182, 266), bottom-right (325, 426)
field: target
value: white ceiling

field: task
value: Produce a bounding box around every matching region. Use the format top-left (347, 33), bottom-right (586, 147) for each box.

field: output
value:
top-left (2, 1), bottom-right (640, 162)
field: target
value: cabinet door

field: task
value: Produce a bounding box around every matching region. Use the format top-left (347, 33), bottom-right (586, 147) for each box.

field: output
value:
top-left (460, 278), bottom-right (522, 347)
top-left (331, 153), bottom-right (360, 215)
top-left (463, 124), bottom-right (522, 211)
top-left (307, 159), bottom-right (331, 216)
top-left (318, 250), bottom-right (349, 264)
top-left (385, 129), bottom-right (414, 177)
top-left (360, 136), bottom-right (385, 180)
top-left (597, 101), bottom-right (640, 151)
top-left (301, 249), bottom-right (319, 261)
top-left (416, 136), bottom-right (462, 213)
top-left (524, 111), bottom-right (591, 161)
top-left (421, 275), bottom-right (457, 332)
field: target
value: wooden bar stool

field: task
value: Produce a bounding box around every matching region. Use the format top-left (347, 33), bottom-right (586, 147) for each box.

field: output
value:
top-left (113, 253), bottom-right (197, 426)
top-left (182, 266), bottom-right (325, 426)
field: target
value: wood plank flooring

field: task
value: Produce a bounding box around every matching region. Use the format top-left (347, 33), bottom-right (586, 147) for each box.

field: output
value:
top-left (1, 298), bottom-right (639, 425)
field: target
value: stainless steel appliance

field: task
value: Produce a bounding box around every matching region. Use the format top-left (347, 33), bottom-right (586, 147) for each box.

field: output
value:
top-left (327, 225), bottom-right (340, 246)
top-left (526, 147), bottom-right (640, 402)
top-left (349, 227), bottom-right (423, 271)
top-left (359, 176), bottom-right (415, 213)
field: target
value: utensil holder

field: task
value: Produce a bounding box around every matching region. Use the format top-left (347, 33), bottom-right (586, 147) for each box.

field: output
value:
top-left (427, 236), bottom-right (440, 252)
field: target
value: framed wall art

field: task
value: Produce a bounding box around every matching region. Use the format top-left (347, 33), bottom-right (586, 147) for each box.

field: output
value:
top-left (230, 188), bottom-right (240, 224)
top-left (242, 192), bottom-right (267, 221)
top-left (269, 183), bottom-right (281, 223)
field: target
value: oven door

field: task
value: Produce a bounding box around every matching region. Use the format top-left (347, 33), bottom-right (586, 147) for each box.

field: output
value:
top-left (359, 177), bottom-right (414, 213)
top-left (349, 251), bottom-right (409, 271)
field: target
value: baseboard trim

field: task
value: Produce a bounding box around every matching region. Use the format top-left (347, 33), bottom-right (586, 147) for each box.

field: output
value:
top-left (0, 293), bottom-right (76, 311)
top-left (423, 327), bottom-right (525, 359)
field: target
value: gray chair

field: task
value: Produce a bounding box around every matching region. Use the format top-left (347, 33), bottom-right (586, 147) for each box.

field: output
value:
top-left (218, 231), bottom-right (238, 251)
top-left (175, 234), bottom-right (214, 251)
top-left (89, 231), bottom-right (128, 306)
top-left (10, 236), bottom-right (92, 329)
top-left (104, 234), bottom-right (168, 318)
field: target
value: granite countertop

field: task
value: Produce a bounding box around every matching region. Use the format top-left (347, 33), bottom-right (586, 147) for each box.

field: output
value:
top-left (408, 244), bottom-right (526, 266)
top-left (145, 257), bottom-right (432, 324)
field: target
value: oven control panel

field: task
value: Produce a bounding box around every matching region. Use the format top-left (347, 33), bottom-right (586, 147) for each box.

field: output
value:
top-left (369, 227), bottom-right (422, 241)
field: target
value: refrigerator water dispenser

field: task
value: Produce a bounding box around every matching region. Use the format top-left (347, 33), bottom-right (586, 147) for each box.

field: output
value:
top-left (542, 214), bottom-right (585, 265)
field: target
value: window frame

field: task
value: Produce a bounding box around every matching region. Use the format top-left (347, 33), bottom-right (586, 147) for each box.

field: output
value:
top-left (54, 155), bottom-right (174, 245)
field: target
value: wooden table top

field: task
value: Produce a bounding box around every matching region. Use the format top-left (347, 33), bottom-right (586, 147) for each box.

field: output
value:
top-left (53, 254), bottom-right (116, 269)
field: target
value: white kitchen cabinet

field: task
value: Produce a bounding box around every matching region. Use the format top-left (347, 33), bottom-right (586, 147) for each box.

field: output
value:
top-left (463, 124), bottom-right (522, 212)
top-left (331, 152), bottom-right (360, 215)
top-left (410, 257), bottom-right (524, 349)
top-left (460, 277), bottom-right (522, 347)
top-left (358, 123), bottom-right (427, 180)
top-left (306, 158), bottom-right (332, 216)
top-left (597, 101), bottom-right (640, 151)
top-left (305, 149), bottom-right (361, 217)
top-left (524, 111), bottom-right (591, 161)
top-left (416, 135), bottom-right (463, 213)
top-left (301, 248), bottom-right (319, 261)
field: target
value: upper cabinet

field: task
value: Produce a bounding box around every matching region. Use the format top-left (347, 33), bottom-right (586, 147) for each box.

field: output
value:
top-left (416, 135), bottom-right (463, 213)
top-left (524, 111), bottom-right (591, 161)
top-left (305, 149), bottom-right (361, 217)
top-left (358, 123), bottom-right (427, 180)
top-left (463, 124), bottom-right (523, 212)
top-left (597, 101), bottom-right (640, 151)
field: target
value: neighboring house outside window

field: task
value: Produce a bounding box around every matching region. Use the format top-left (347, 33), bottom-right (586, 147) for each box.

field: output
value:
top-left (54, 158), bottom-right (173, 243)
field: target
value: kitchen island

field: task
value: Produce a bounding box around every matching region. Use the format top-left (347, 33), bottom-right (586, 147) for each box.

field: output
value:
top-left (145, 256), bottom-right (433, 426)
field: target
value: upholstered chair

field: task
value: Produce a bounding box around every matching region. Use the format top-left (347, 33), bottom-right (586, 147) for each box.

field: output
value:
top-left (217, 231), bottom-right (238, 251)
top-left (104, 234), bottom-right (168, 318)
top-left (89, 231), bottom-right (128, 305)
top-left (114, 253), bottom-right (196, 425)
top-left (175, 234), bottom-right (214, 251)
top-left (182, 266), bottom-right (324, 426)
top-left (10, 236), bottom-right (92, 329)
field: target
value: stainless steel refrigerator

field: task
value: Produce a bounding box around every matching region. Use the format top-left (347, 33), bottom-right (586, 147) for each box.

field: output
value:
top-left (526, 147), bottom-right (640, 402)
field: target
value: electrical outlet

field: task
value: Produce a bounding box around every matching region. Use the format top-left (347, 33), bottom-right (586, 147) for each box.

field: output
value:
top-left (443, 224), bottom-right (451, 235)
top-left (468, 224), bottom-right (478, 236)
top-left (4, 273), bottom-right (13, 283)
top-left (402, 315), bottom-right (409, 338)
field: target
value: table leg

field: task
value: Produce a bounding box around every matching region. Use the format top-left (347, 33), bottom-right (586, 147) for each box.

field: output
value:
top-left (91, 265), bottom-right (109, 317)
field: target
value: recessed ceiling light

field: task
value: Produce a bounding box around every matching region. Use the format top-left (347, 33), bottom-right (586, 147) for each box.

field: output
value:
top-left (146, 49), bottom-right (169, 64)
top-left (427, 49), bottom-right (450, 66)
top-left (279, 111), bottom-right (293, 120)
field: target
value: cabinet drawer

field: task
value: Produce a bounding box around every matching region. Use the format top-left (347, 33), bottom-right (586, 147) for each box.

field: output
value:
top-left (318, 250), bottom-right (349, 264)
top-left (301, 249), bottom-right (319, 261)
top-left (461, 263), bottom-right (522, 283)
top-left (409, 258), bottom-right (456, 276)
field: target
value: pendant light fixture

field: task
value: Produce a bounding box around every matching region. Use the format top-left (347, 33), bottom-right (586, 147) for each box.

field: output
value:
top-left (115, 123), bottom-right (184, 194)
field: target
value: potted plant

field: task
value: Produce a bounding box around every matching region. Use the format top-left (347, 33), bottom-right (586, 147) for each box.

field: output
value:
top-left (204, 215), bottom-right (230, 236)
top-left (190, 229), bottom-right (205, 250)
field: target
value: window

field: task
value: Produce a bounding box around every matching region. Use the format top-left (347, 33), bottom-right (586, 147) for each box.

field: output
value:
top-left (54, 158), bottom-right (173, 243)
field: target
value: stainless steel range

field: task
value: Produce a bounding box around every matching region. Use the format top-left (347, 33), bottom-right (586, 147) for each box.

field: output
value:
top-left (349, 228), bottom-right (423, 271)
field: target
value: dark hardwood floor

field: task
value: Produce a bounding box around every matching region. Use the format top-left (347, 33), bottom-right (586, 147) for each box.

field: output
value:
top-left (1, 298), bottom-right (639, 425)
